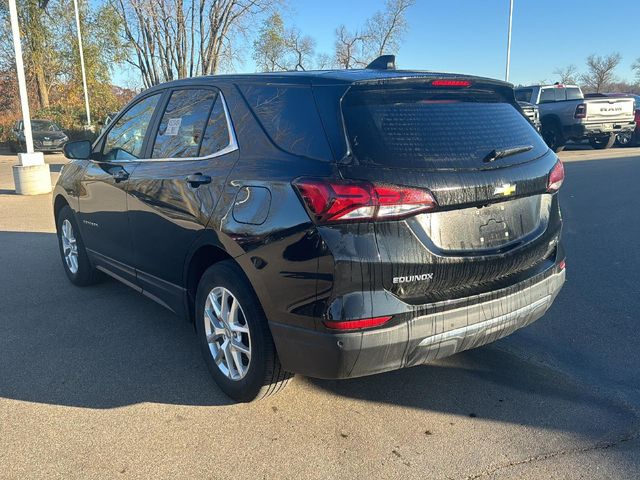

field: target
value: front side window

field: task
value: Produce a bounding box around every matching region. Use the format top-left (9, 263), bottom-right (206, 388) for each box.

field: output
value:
top-left (152, 89), bottom-right (222, 159)
top-left (103, 94), bottom-right (161, 161)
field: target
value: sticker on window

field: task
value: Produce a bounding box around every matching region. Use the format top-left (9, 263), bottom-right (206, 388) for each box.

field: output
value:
top-left (165, 118), bottom-right (182, 136)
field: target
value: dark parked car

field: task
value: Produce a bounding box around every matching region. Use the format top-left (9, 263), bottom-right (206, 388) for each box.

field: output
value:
top-left (12, 119), bottom-right (68, 153)
top-left (54, 57), bottom-right (566, 402)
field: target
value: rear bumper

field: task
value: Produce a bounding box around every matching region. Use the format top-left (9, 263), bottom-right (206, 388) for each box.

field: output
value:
top-left (564, 121), bottom-right (636, 139)
top-left (270, 264), bottom-right (565, 379)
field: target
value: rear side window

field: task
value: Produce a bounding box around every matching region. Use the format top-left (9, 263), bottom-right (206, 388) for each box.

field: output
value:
top-left (539, 88), bottom-right (555, 103)
top-left (566, 87), bottom-right (582, 100)
top-left (152, 89), bottom-right (217, 159)
top-left (240, 84), bottom-right (332, 161)
top-left (342, 87), bottom-right (548, 169)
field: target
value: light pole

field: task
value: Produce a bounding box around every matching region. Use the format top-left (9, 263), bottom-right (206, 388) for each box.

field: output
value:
top-left (73, 0), bottom-right (91, 128)
top-left (9, 0), bottom-right (51, 195)
top-left (505, 0), bottom-right (513, 82)
top-left (9, 0), bottom-right (34, 153)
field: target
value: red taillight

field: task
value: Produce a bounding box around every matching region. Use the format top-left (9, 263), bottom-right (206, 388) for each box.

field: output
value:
top-left (293, 178), bottom-right (437, 223)
top-left (634, 110), bottom-right (640, 123)
top-left (431, 79), bottom-right (471, 87)
top-left (323, 316), bottom-right (392, 331)
top-left (574, 103), bottom-right (587, 119)
top-left (558, 259), bottom-right (566, 270)
top-left (547, 161), bottom-right (565, 192)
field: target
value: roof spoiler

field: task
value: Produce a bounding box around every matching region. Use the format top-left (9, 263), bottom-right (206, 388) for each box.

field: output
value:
top-left (366, 55), bottom-right (396, 70)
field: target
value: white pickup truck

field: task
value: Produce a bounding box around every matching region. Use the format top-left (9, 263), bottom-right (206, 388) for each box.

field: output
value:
top-left (515, 84), bottom-right (636, 152)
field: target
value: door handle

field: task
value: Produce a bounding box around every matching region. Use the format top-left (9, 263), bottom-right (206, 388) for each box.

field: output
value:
top-left (186, 173), bottom-right (212, 187)
top-left (112, 169), bottom-right (129, 182)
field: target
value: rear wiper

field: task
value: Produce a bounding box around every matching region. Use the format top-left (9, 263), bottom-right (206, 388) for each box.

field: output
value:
top-left (483, 145), bottom-right (533, 163)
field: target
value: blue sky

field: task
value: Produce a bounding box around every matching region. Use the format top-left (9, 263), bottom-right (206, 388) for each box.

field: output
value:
top-left (114, 0), bottom-right (640, 87)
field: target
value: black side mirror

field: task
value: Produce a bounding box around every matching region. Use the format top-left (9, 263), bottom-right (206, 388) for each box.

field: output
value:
top-left (63, 140), bottom-right (92, 160)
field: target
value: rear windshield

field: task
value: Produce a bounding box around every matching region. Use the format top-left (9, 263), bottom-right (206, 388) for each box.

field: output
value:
top-left (342, 87), bottom-right (548, 169)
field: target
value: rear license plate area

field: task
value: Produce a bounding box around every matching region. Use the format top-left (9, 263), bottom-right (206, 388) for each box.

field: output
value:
top-left (412, 195), bottom-right (551, 252)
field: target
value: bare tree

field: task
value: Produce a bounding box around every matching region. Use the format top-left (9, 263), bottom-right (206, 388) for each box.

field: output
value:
top-left (112, 0), bottom-right (275, 87)
top-left (284, 28), bottom-right (315, 71)
top-left (553, 64), bottom-right (579, 84)
top-left (580, 53), bottom-right (621, 93)
top-left (334, 25), bottom-right (367, 69)
top-left (365, 0), bottom-right (413, 57)
top-left (334, 0), bottom-right (414, 69)
top-left (315, 52), bottom-right (334, 70)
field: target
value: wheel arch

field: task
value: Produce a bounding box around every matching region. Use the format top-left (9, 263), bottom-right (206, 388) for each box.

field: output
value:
top-left (183, 241), bottom-right (235, 323)
top-left (53, 194), bottom-right (70, 225)
top-left (540, 113), bottom-right (562, 127)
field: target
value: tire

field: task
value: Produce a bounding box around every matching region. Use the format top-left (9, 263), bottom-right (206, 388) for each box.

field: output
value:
top-left (541, 121), bottom-right (566, 153)
top-left (195, 260), bottom-right (293, 402)
top-left (56, 205), bottom-right (103, 286)
top-left (589, 133), bottom-right (616, 150)
top-left (615, 132), bottom-right (633, 147)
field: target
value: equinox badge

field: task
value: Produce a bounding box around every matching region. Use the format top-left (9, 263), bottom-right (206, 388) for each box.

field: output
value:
top-left (494, 183), bottom-right (516, 197)
top-left (393, 273), bottom-right (434, 284)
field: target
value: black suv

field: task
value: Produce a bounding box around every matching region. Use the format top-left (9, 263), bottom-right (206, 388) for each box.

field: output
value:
top-left (55, 59), bottom-right (566, 402)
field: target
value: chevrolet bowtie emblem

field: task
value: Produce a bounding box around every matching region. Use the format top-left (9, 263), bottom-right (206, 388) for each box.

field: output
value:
top-left (494, 183), bottom-right (516, 196)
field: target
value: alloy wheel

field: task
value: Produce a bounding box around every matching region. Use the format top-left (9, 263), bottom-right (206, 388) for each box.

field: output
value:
top-left (204, 286), bottom-right (252, 381)
top-left (61, 219), bottom-right (79, 274)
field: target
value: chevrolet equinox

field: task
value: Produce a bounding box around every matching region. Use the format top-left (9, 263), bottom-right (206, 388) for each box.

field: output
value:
top-left (54, 57), bottom-right (566, 402)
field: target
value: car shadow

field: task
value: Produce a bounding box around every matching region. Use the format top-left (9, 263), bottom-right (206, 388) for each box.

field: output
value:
top-left (308, 342), bottom-right (635, 440)
top-left (0, 231), bottom-right (233, 408)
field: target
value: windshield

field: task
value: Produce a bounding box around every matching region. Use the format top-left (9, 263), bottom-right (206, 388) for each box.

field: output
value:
top-left (342, 87), bottom-right (549, 170)
top-left (31, 120), bottom-right (61, 132)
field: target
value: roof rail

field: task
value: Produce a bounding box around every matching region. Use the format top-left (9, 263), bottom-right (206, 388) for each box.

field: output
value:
top-left (366, 55), bottom-right (396, 70)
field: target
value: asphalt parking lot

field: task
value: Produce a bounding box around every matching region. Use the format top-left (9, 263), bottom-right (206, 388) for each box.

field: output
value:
top-left (1, 147), bottom-right (639, 479)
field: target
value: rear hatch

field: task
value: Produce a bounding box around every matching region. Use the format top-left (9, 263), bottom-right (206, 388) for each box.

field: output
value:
top-left (584, 97), bottom-right (635, 124)
top-left (338, 77), bottom-right (562, 303)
